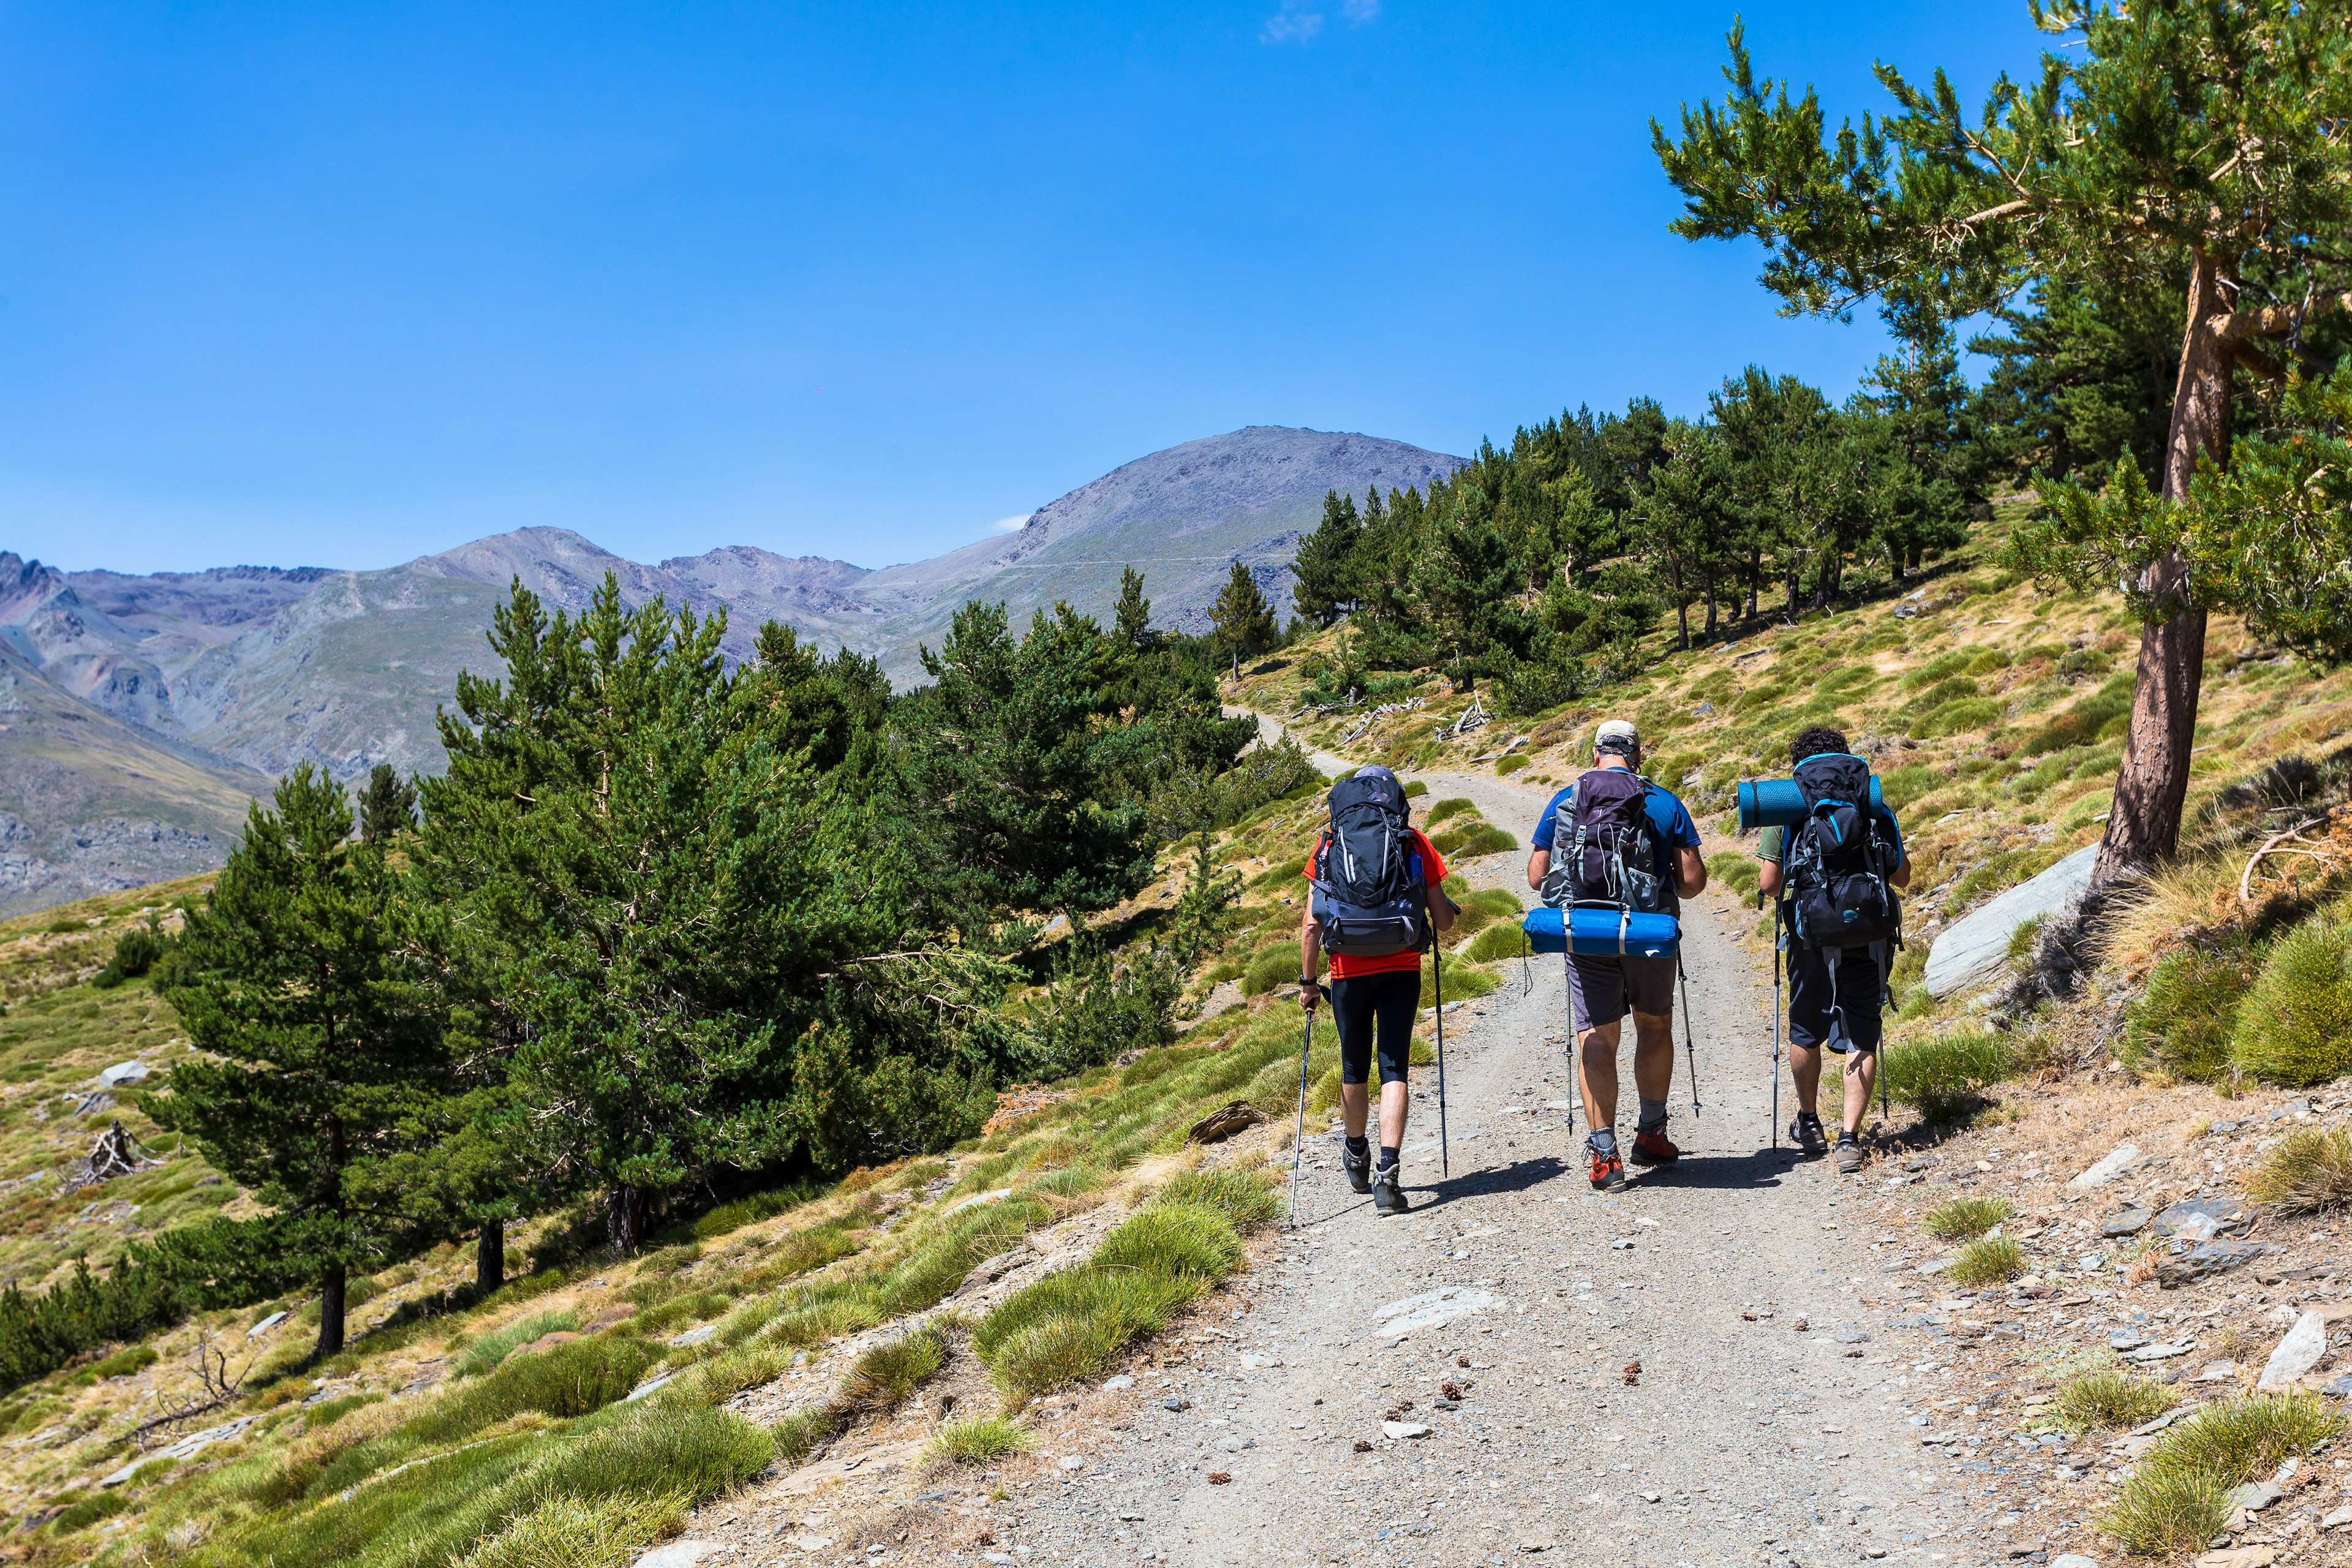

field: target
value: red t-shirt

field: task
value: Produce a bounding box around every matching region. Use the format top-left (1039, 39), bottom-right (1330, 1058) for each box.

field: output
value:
top-left (1302, 827), bottom-right (1449, 979)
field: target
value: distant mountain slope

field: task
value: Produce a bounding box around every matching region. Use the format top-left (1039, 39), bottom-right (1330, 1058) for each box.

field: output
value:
top-left (0, 643), bottom-right (269, 918)
top-left (0, 425), bottom-right (1461, 909)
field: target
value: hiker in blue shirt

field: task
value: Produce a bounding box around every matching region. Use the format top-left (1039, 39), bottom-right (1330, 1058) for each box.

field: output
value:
top-left (1756, 725), bottom-right (1912, 1174)
top-left (1527, 719), bottom-right (1706, 1192)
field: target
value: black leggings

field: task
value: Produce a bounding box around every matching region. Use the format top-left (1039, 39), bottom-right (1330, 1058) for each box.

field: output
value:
top-left (1331, 969), bottom-right (1422, 1085)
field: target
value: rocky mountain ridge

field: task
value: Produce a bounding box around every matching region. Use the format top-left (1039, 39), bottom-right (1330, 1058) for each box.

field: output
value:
top-left (0, 426), bottom-right (1460, 910)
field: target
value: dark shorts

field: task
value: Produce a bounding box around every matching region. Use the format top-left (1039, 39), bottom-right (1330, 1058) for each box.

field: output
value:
top-left (1331, 969), bottom-right (1420, 1085)
top-left (1787, 944), bottom-right (1888, 1055)
top-left (1565, 952), bottom-right (1675, 1033)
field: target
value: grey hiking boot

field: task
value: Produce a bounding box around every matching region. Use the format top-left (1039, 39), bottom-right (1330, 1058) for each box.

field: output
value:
top-left (1341, 1140), bottom-right (1372, 1194)
top-left (1833, 1133), bottom-right (1866, 1175)
top-left (1372, 1162), bottom-right (1409, 1214)
top-left (1790, 1113), bottom-right (1829, 1158)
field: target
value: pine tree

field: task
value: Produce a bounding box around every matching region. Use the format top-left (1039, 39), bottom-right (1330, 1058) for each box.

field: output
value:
top-left (356, 764), bottom-right (418, 844)
top-left (149, 766), bottom-right (444, 1356)
top-left (1112, 567), bottom-right (1155, 653)
top-left (1208, 561), bottom-right (1278, 676)
top-left (1654, 2), bottom-right (2352, 880)
top-left (1289, 490), bottom-right (1363, 627)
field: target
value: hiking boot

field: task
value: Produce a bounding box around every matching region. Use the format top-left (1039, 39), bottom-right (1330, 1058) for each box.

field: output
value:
top-left (1833, 1133), bottom-right (1865, 1175)
top-left (1341, 1141), bottom-right (1372, 1194)
top-left (1790, 1113), bottom-right (1829, 1157)
top-left (1588, 1147), bottom-right (1627, 1193)
top-left (1372, 1163), bottom-right (1409, 1215)
top-left (1629, 1126), bottom-right (1679, 1167)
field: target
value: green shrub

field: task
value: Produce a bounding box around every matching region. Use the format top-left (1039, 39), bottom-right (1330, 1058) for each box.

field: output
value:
top-left (771, 1404), bottom-right (840, 1468)
top-left (455, 1311), bottom-right (581, 1379)
top-left (2055, 1368), bottom-right (2176, 1433)
top-left (2100, 1465), bottom-right (2231, 1558)
top-left (1883, 1031), bottom-right (2011, 1124)
top-left (1463, 922), bottom-right (1528, 963)
top-left (1152, 1165), bottom-right (1280, 1229)
top-left (929, 1414), bottom-right (1032, 1464)
top-left (1423, 797), bottom-right (1479, 825)
top-left (1494, 753), bottom-right (1529, 775)
top-left (1420, 952), bottom-right (1496, 1000)
top-left (2229, 912), bottom-right (2352, 1086)
top-left (1403, 780), bottom-right (1427, 798)
top-left (85, 1344), bottom-right (158, 1380)
top-left (452, 1487), bottom-right (689, 1568)
top-left (1091, 1204), bottom-right (1243, 1281)
top-left (2127, 938), bottom-right (2263, 1081)
top-left (2147, 1392), bottom-right (2345, 1487)
top-left (535, 1401), bottom-right (775, 1504)
top-left (1705, 851), bottom-right (1760, 897)
top-left (1947, 1235), bottom-right (2022, 1286)
top-left (1431, 822), bottom-right (1517, 859)
top-left (979, 1269), bottom-right (1203, 1400)
top-left (415, 1335), bottom-right (660, 1441)
top-left (1900, 652), bottom-right (1976, 691)
top-left (1918, 698), bottom-right (2005, 737)
top-left (839, 1325), bottom-right (945, 1415)
top-left (92, 919), bottom-right (173, 990)
top-left (2247, 1125), bottom-right (2352, 1213)
top-left (1241, 946), bottom-right (1297, 998)
top-left (1921, 1195), bottom-right (2011, 1243)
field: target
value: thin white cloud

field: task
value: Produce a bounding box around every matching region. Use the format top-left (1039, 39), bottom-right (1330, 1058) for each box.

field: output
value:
top-left (1261, 2), bottom-right (1324, 42)
top-left (990, 513), bottom-right (1033, 533)
top-left (1343, 0), bottom-right (1379, 21)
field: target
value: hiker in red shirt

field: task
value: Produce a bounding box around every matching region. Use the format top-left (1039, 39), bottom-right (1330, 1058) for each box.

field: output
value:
top-left (1297, 765), bottom-right (1457, 1214)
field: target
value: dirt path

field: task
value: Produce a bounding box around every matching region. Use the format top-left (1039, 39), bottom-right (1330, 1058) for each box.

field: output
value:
top-left (997, 735), bottom-right (2001, 1567)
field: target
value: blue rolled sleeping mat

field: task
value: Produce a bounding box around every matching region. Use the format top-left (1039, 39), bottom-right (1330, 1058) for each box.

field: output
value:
top-left (1521, 905), bottom-right (1681, 958)
top-left (1735, 773), bottom-right (1882, 831)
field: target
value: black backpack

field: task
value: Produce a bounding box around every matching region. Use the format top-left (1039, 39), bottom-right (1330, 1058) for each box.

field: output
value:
top-left (1539, 768), bottom-right (1670, 914)
top-left (1308, 775), bottom-right (1430, 958)
top-left (1782, 753), bottom-right (1902, 949)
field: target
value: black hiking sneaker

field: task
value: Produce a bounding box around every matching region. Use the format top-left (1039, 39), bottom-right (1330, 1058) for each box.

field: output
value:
top-left (1833, 1133), bottom-right (1865, 1175)
top-left (1342, 1140), bottom-right (1373, 1194)
top-left (1372, 1162), bottom-right (1409, 1214)
top-left (1790, 1113), bottom-right (1830, 1158)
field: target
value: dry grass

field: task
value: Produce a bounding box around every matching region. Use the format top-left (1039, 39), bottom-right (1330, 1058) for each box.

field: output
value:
top-left (1922, 1195), bottom-right (2013, 1243)
top-left (2245, 1125), bottom-right (2352, 1213)
top-left (1947, 1235), bottom-right (2023, 1287)
top-left (2054, 1368), bottom-right (2176, 1433)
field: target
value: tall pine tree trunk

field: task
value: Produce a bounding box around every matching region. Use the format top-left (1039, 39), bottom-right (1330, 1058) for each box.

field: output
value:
top-left (316, 1262), bottom-right (346, 1359)
top-left (607, 1183), bottom-right (649, 1255)
top-left (2096, 255), bottom-right (2228, 888)
top-left (477, 1218), bottom-right (505, 1294)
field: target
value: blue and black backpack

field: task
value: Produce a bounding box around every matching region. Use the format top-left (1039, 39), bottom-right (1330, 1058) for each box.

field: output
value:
top-left (1782, 752), bottom-right (1902, 949)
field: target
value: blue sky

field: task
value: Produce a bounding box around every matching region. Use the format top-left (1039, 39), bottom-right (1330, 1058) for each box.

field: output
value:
top-left (0, 1), bottom-right (2034, 575)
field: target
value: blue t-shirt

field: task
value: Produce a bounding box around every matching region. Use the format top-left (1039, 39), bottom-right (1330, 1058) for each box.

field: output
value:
top-left (1530, 771), bottom-right (1702, 894)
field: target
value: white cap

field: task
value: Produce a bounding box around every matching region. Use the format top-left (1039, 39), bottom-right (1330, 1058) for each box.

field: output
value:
top-left (1594, 718), bottom-right (1640, 754)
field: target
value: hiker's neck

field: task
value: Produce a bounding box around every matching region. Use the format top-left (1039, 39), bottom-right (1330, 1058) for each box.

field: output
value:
top-left (1593, 754), bottom-right (1634, 772)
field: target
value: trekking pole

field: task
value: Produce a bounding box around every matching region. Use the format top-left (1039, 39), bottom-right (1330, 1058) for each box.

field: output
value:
top-left (1770, 897), bottom-right (1782, 1150)
top-left (1288, 1008), bottom-right (1316, 1227)
top-left (1433, 943), bottom-right (1449, 1179)
top-left (1676, 954), bottom-right (1703, 1117)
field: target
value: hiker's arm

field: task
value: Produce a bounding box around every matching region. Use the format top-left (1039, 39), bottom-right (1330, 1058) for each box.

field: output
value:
top-left (1757, 859), bottom-right (1783, 896)
top-left (1428, 881), bottom-right (1457, 933)
top-left (1525, 848), bottom-right (1548, 892)
top-left (1297, 908), bottom-right (1321, 1009)
top-left (1674, 845), bottom-right (1706, 897)
top-left (1890, 856), bottom-right (1912, 889)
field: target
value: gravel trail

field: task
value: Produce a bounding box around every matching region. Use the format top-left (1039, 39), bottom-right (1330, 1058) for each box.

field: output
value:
top-left (1006, 753), bottom-right (1964, 1568)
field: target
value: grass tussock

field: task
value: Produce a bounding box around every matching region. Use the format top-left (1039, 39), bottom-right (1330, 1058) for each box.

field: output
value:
top-left (2246, 1125), bottom-right (2352, 1213)
top-left (1882, 1030), bottom-right (2011, 1125)
top-left (928, 1414), bottom-right (1033, 1465)
top-left (1422, 797), bottom-right (1479, 824)
top-left (2229, 911), bottom-right (2352, 1086)
top-left (1946, 1235), bottom-right (2022, 1287)
top-left (2054, 1368), bottom-right (2176, 1433)
top-left (2099, 1466), bottom-right (2233, 1558)
top-left (1153, 1163), bottom-right (1281, 1229)
top-left (1431, 821), bottom-right (1517, 859)
top-left (454, 1311), bottom-right (581, 1379)
top-left (771, 1404), bottom-right (841, 1468)
top-left (1922, 1195), bottom-right (2013, 1243)
top-left (451, 1486), bottom-right (690, 1568)
top-left (838, 1325), bottom-right (946, 1415)
top-left (1463, 922), bottom-right (1529, 963)
top-left (2124, 937), bottom-right (2263, 1082)
top-left (1091, 1202), bottom-right (1244, 1280)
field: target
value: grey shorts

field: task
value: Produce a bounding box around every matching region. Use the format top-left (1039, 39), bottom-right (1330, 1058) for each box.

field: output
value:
top-left (1566, 951), bottom-right (1676, 1033)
